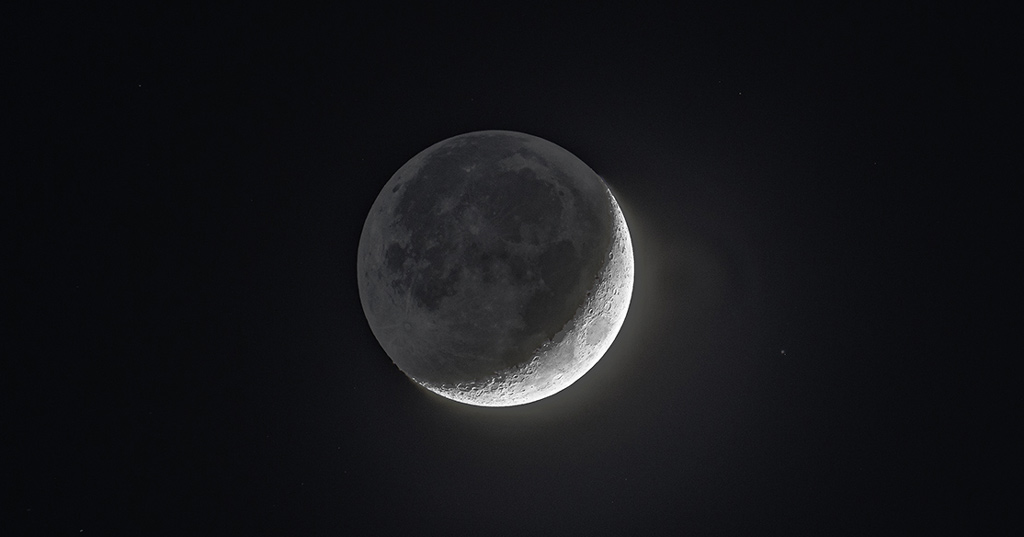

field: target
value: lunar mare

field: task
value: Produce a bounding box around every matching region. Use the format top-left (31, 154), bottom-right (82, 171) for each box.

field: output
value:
top-left (357, 130), bottom-right (633, 407)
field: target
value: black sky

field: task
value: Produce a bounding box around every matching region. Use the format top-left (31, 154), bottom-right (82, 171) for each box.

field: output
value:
top-left (7, 3), bottom-right (1008, 535)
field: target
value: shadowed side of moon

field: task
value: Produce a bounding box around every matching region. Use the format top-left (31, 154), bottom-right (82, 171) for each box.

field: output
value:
top-left (357, 131), bottom-right (633, 406)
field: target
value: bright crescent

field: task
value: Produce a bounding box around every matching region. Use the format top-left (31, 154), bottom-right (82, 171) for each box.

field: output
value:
top-left (426, 187), bottom-right (633, 406)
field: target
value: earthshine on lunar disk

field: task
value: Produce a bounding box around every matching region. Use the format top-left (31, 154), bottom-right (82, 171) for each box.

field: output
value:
top-left (357, 131), bottom-right (633, 407)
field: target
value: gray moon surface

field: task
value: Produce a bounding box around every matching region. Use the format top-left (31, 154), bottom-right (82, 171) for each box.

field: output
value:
top-left (357, 130), bottom-right (633, 407)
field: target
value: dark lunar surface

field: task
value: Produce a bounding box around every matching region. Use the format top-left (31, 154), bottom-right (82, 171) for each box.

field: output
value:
top-left (358, 131), bottom-right (614, 387)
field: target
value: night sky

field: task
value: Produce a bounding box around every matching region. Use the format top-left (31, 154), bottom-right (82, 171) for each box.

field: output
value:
top-left (7, 4), bottom-right (1006, 535)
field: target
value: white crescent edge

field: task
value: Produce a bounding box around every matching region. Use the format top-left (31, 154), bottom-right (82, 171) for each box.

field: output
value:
top-left (420, 185), bottom-right (635, 407)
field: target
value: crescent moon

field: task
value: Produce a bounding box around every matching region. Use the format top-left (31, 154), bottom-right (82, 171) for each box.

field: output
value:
top-left (425, 187), bottom-right (633, 406)
top-left (358, 131), bottom-right (634, 407)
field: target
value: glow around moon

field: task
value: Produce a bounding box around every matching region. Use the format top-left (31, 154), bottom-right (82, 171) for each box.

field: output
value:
top-left (357, 130), bottom-right (633, 407)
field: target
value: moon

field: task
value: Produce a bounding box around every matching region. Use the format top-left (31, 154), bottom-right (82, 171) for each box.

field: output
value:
top-left (357, 130), bottom-right (633, 407)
